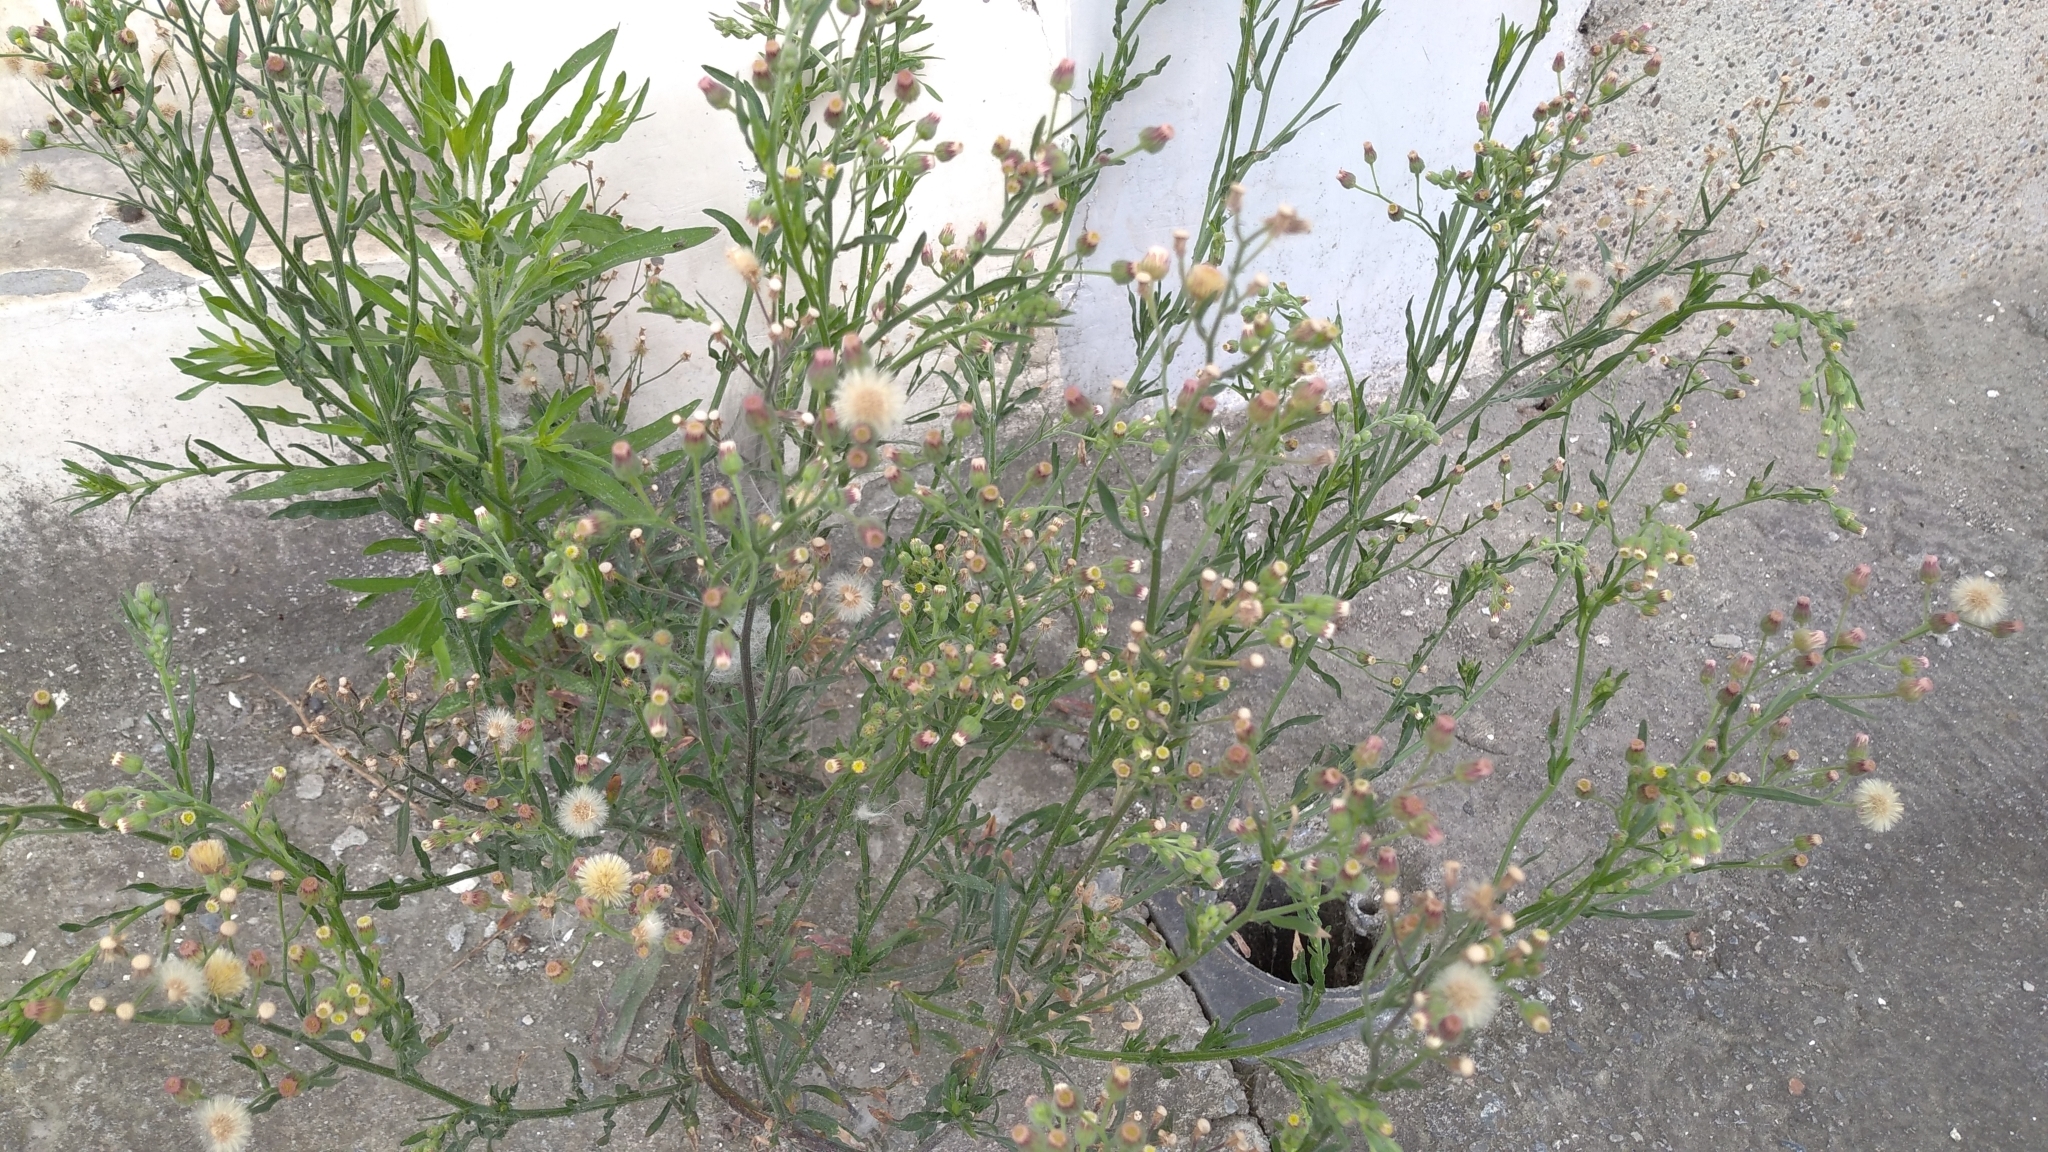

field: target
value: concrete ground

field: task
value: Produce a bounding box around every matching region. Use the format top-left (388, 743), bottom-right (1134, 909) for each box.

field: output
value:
top-left (3, 0), bottom-right (2045, 1150)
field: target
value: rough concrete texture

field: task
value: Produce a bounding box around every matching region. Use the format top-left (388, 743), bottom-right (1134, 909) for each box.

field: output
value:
top-left (4, 2), bottom-right (2047, 1151)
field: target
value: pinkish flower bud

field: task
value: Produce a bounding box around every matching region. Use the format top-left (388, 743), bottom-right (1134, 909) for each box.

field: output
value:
top-left (1643, 53), bottom-right (1662, 76)
top-left (1050, 58), bottom-right (1075, 92)
top-left (1408, 149), bottom-right (1425, 174)
top-left (1919, 554), bottom-right (1942, 584)
top-left (893, 68), bottom-right (920, 103)
top-left (1760, 608), bottom-right (1785, 636)
top-left (809, 347), bottom-right (836, 381)
top-left (1138, 124), bottom-right (1174, 152)
top-left (1552, 51), bottom-right (1566, 73)
top-left (1930, 610), bottom-right (1960, 632)
top-left (1064, 386), bottom-right (1091, 419)
top-left (1362, 141), bottom-right (1377, 165)
top-left (934, 141), bottom-right (963, 162)
top-left (750, 57), bottom-right (772, 90)
top-left (1993, 618), bottom-right (2024, 638)
top-left (1353, 735), bottom-right (1385, 770)
top-left (1791, 595), bottom-right (1813, 624)
top-left (698, 76), bottom-right (731, 109)
top-left (1336, 168), bottom-right (1357, 189)
top-left (1844, 563), bottom-right (1872, 596)
top-left (1895, 676), bottom-right (1933, 702)
top-left (1455, 757), bottom-right (1493, 782)
top-left (1424, 713), bottom-right (1456, 753)
top-left (822, 94), bottom-right (846, 127)
top-left (1476, 100), bottom-right (1491, 124)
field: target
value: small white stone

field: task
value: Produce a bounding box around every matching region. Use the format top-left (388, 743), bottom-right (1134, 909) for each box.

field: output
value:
top-left (330, 827), bottom-right (369, 854)
top-left (296, 774), bottom-right (325, 800)
top-left (21, 948), bottom-right (36, 966)
top-left (521, 1015), bottom-right (534, 1026)
top-left (1709, 634), bottom-right (1743, 650)
top-left (0, 932), bottom-right (16, 948)
top-left (228, 691), bottom-right (244, 710)
top-left (2025, 981), bottom-right (2037, 993)
top-left (448, 877), bottom-right (479, 894)
top-left (446, 924), bottom-right (466, 952)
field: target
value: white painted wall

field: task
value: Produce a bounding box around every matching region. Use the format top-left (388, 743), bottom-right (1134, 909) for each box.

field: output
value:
top-left (1063, 0), bottom-right (1588, 393)
top-left (0, 0), bottom-right (1587, 500)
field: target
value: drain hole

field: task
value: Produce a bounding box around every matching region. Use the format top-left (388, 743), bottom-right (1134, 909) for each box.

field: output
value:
top-left (1218, 873), bottom-right (1379, 988)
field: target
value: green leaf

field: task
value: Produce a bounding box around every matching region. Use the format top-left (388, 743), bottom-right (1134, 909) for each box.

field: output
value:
top-left (364, 537), bottom-right (423, 555)
top-left (703, 208), bottom-right (751, 248)
top-left (1587, 906), bottom-right (1695, 920)
top-left (1093, 477), bottom-right (1145, 543)
top-left (273, 497), bottom-right (383, 521)
top-left (368, 597), bottom-right (443, 651)
top-left (234, 462), bottom-right (390, 501)
top-left (1717, 783), bottom-right (1823, 807)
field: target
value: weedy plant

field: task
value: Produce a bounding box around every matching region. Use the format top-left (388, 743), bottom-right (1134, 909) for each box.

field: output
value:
top-left (0, 2), bottom-right (2022, 1151)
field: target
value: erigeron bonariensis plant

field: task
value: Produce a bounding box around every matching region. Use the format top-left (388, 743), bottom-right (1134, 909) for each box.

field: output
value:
top-left (4, 0), bottom-right (717, 675)
top-left (0, 1), bottom-right (2024, 1151)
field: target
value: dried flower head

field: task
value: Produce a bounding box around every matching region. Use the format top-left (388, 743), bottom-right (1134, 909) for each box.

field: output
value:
top-left (1430, 961), bottom-right (1499, 1032)
top-left (1566, 267), bottom-right (1602, 304)
top-left (576, 852), bottom-right (633, 907)
top-left (1950, 576), bottom-right (2007, 628)
top-left (725, 244), bottom-right (761, 282)
top-left (20, 164), bottom-right (54, 194)
top-left (632, 911), bottom-right (665, 954)
top-left (556, 785), bottom-right (609, 839)
top-left (193, 1095), bottom-right (252, 1152)
top-left (202, 949), bottom-right (249, 999)
top-left (1649, 283), bottom-right (1682, 313)
top-left (481, 707), bottom-right (519, 750)
top-left (834, 366), bottom-right (908, 440)
top-left (826, 574), bottom-right (876, 623)
top-left (186, 838), bottom-right (230, 876)
top-left (0, 134), bottom-right (17, 162)
top-left (156, 956), bottom-right (205, 1005)
top-left (1852, 778), bottom-right (1903, 833)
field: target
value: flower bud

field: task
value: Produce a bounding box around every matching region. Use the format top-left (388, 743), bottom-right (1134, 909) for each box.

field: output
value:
top-left (916, 111), bottom-right (940, 140)
top-left (1552, 51), bottom-right (1566, 73)
top-left (1844, 563), bottom-right (1872, 596)
top-left (1919, 554), bottom-right (1942, 584)
top-left (1760, 608), bottom-right (1785, 637)
top-left (893, 68), bottom-right (920, 103)
top-left (1424, 713), bottom-right (1456, 753)
top-left (1352, 734), bottom-right (1385, 770)
top-left (1408, 150), bottom-right (1425, 174)
top-left (1138, 124), bottom-right (1174, 152)
top-left (698, 76), bottom-right (731, 109)
top-left (1050, 58), bottom-right (1075, 92)
top-left (1184, 263), bottom-right (1226, 302)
